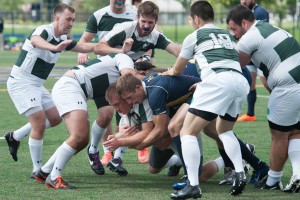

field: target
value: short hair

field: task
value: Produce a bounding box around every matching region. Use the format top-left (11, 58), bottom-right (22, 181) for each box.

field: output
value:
top-left (116, 73), bottom-right (142, 96)
top-left (137, 1), bottom-right (159, 21)
top-left (226, 5), bottom-right (255, 25)
top-left (190, 1), bottom-right (214, 21)
top-left (132, 0), bottom-right (142, 5)
top-left (53, 3), bottom-right (75, 16)
top-left (134, 61), bottom-right (156, 71)
top-left (105, 83), bottom-right (118, 103)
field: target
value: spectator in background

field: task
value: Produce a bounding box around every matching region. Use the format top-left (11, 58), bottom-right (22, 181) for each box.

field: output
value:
top-left (0, 16), bottom-right (4, 51)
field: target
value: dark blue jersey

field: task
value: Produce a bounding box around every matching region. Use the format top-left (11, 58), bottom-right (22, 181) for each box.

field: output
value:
top-left (182, 60), bottom-right (200, 78)
top-left (143, 72), bottom-right (200, 115)
top-left (253, 5), bottom-right (269, 22)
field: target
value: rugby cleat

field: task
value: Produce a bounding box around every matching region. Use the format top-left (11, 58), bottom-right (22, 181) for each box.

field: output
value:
top-left (255, 176), bottom-right (283, 190)
top-left (237, 114), bottom-right (256, 122)
top-left (107, 158), bottom-right (128, 176)
top-left (219, 167), bottom-right (235, 185)
top-left (33, 169), bottom-right (50, 183)
top-left (170, 182), bottom-right (202, 200)
top-left (248, 163), bottom-right (269, 184)
top-left (45, 176), bottom-right (75, 189)
top-left (138, 148), bottom-right (149, 164)
top-left (283, 176), bottom-right (300, 193)
top-left (101, 152), bottom-right (113, 165)
top-left (230, 171), bottom-right (247, 196)
top-left (87, 146), bottom-right (105, 175)
top-left (173, 175), bottom-right (189, 190)
top-left (4, 132), bottom-right (20, 161)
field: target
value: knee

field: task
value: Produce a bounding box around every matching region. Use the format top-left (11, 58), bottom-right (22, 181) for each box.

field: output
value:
top-left (168, 122), bottom-right (180, 137)
top-left (148, 165), bottom-right (161, 174)
top-left (49, 116), bottom-right (62, 127)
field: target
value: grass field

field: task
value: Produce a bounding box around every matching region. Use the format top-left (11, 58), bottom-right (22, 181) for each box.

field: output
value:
top-left (0, 50), bottom-right (296, 200)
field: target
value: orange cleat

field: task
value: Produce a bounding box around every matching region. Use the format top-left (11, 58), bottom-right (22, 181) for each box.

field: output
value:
top-left (237, 114), bottom-right (256, 122)
top-left (101, 152), bottom-right (113, 165)
top-left (138, 148), bottom-right (149, 164)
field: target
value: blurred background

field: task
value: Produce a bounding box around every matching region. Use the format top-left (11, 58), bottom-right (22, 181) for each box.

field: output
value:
top-left (0, 0), bottom-right (299, 51)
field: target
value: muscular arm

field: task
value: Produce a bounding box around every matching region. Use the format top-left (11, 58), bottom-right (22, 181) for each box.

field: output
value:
top-left (239, 51), bottom-right (252, 68)
top-left (31, 35), bottom-right (72, 52)
top-left (71, 42), bottom-right (97, 53)
top-left (77, 32), bottom-right (96, 64)
top-left (134, 113), bottom-right (169, 150)
top-left (164, 42), bottom-right (181, 57)
top-left (94, 40), bottom-right (123, 56)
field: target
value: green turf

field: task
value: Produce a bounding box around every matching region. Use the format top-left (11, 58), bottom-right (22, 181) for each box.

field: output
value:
top-left (0, 50), bottom-right (295, 200)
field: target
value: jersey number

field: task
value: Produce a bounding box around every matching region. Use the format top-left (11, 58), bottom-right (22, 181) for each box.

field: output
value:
top-left (209, 33), bottom-right (235, 49)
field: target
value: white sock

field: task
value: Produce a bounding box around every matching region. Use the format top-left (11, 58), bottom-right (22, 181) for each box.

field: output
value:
top-left (28, 137), bottom-right (43, 171)
top-left (213, 157), bottom-right (224, 172)
top-left (89, 121), bottom-right (107, 154)
top-left (288, 139), bottom-right (300, 178)
top-left (181, 135), bottom-right (200, 186)
top-left (14, 119), bottom-right (51, 141)
top-left (41, 147), bottom-right (60, 173)
top-left (13, 123), bottom-right (32, 141)
top-left (114, 146), bottom-right (126, 160)
top-left (103, 144), bottom-right (111, 153)
top-left (50, 142), bottom-right (76, 180)
top-left (164, 154), bottom-right (182, 169)
top-left (219, 131), bottom-right (244, 172)
top-left (267, 170), bottom-right (283, 186)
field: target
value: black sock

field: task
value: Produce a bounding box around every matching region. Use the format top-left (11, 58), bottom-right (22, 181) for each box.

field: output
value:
top-left (237, 137), bottom-right (266, 170)
top-left (172, 136), bottom-right (187, 175)
top-left (247, 89), bottom-right (256, 116)
top-left (218, 148), bottom-right (234, 169)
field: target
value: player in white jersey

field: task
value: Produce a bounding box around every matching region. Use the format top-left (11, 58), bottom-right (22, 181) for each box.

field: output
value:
top-left (94, 1), bottom-right (181, 61)
top-left (77, 0), bottom-right (150, 166)
top-left (5, 3), bottom-right (96, 177)
top-left (227, 5), bottom-right (300, 193)
top-left (31, 53), bottom-right (141, 189)
top-left (163, 1), bottom-right (249, 198)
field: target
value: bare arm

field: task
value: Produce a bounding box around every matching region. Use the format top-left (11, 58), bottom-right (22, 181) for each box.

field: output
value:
top-left (239, 51), bottom-right (252, 68)
top-left (162, 56), bottom-right (189, 76)
top-left (31, 35), bottom-right (72, 52)
top-left (134, 114), bottom-right (169, 150)
top-left (103, 121), bottom-right (154, 150)
top-left (77, 32), bottom-right (96, 64)
top-left (94, 38), bottom-right (134, 56)
top-left (164, 42), bottom-right (181, 57)
top-left (71, 42), bottom-right (97, 53)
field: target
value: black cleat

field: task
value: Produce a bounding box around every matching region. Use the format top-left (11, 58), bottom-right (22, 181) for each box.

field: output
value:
top-left (283, 176), bottom-right (300, 193)
top-left (230, 171), bottom-right (247, 196)
top-left (168, 165), bottom-right (182, 177)
top-left (170, 182), bottom-right (202, 200)
top-left (32, 169), bottom-right (50, 183)
top-left (4, 132), bottom-right (20, 161)
top-left (107, 158), bottom-right (128, 176)
top-left (87, 146), bottom-right (105, 175)
top-left (219, 167), bottom-right (235, 185)
top-left (254, 175), bottom-right (283, 190)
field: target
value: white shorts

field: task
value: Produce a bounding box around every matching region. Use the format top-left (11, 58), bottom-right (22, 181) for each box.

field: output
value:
top-left (190, 71), bottom-right (249, 117)
top-left (268, 84), bottom-right (300, 126)
top-left (52, 76), bottom-right (88, 116)
top-left (7, 76), bottom-right (54, 115)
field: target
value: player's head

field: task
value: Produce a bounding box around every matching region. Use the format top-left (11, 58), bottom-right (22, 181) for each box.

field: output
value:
top-left (226, 5), bottom-right (255, 40)
top-left (106, 83), bottom-right (132, 114)
top-left (240, 0), bottom-right (256, 10)
top-left (53, 3), bottom-right (75, 36)
top-left (132, 0), bottom-right (142, 6)
top-left (110, 0), bottom-right (126, 13)
top-left (116, 73), bottom-right (145, 105)
top-left (134, 61), bottom-right (168, 76)
top-left (137, 1), bottom-right (159, 37)
top-left (189, 1), bottom-right (214, 29)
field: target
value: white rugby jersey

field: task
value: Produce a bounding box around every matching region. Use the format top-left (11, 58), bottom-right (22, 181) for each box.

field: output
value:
top-left (238, 21), bottom-right (300, 89)
top-left (11, 23), bottom-right (76, 82)
top-left (179, 23), bottom-right (241, 80)
top-left (72, 53), bottom-right (134, 99)
top-left (104, 21), bottom-right (171, 61)
top-left (119, 98), bottom-right (153, 131)
top-left (85, 5), bottom-right (136, 41)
